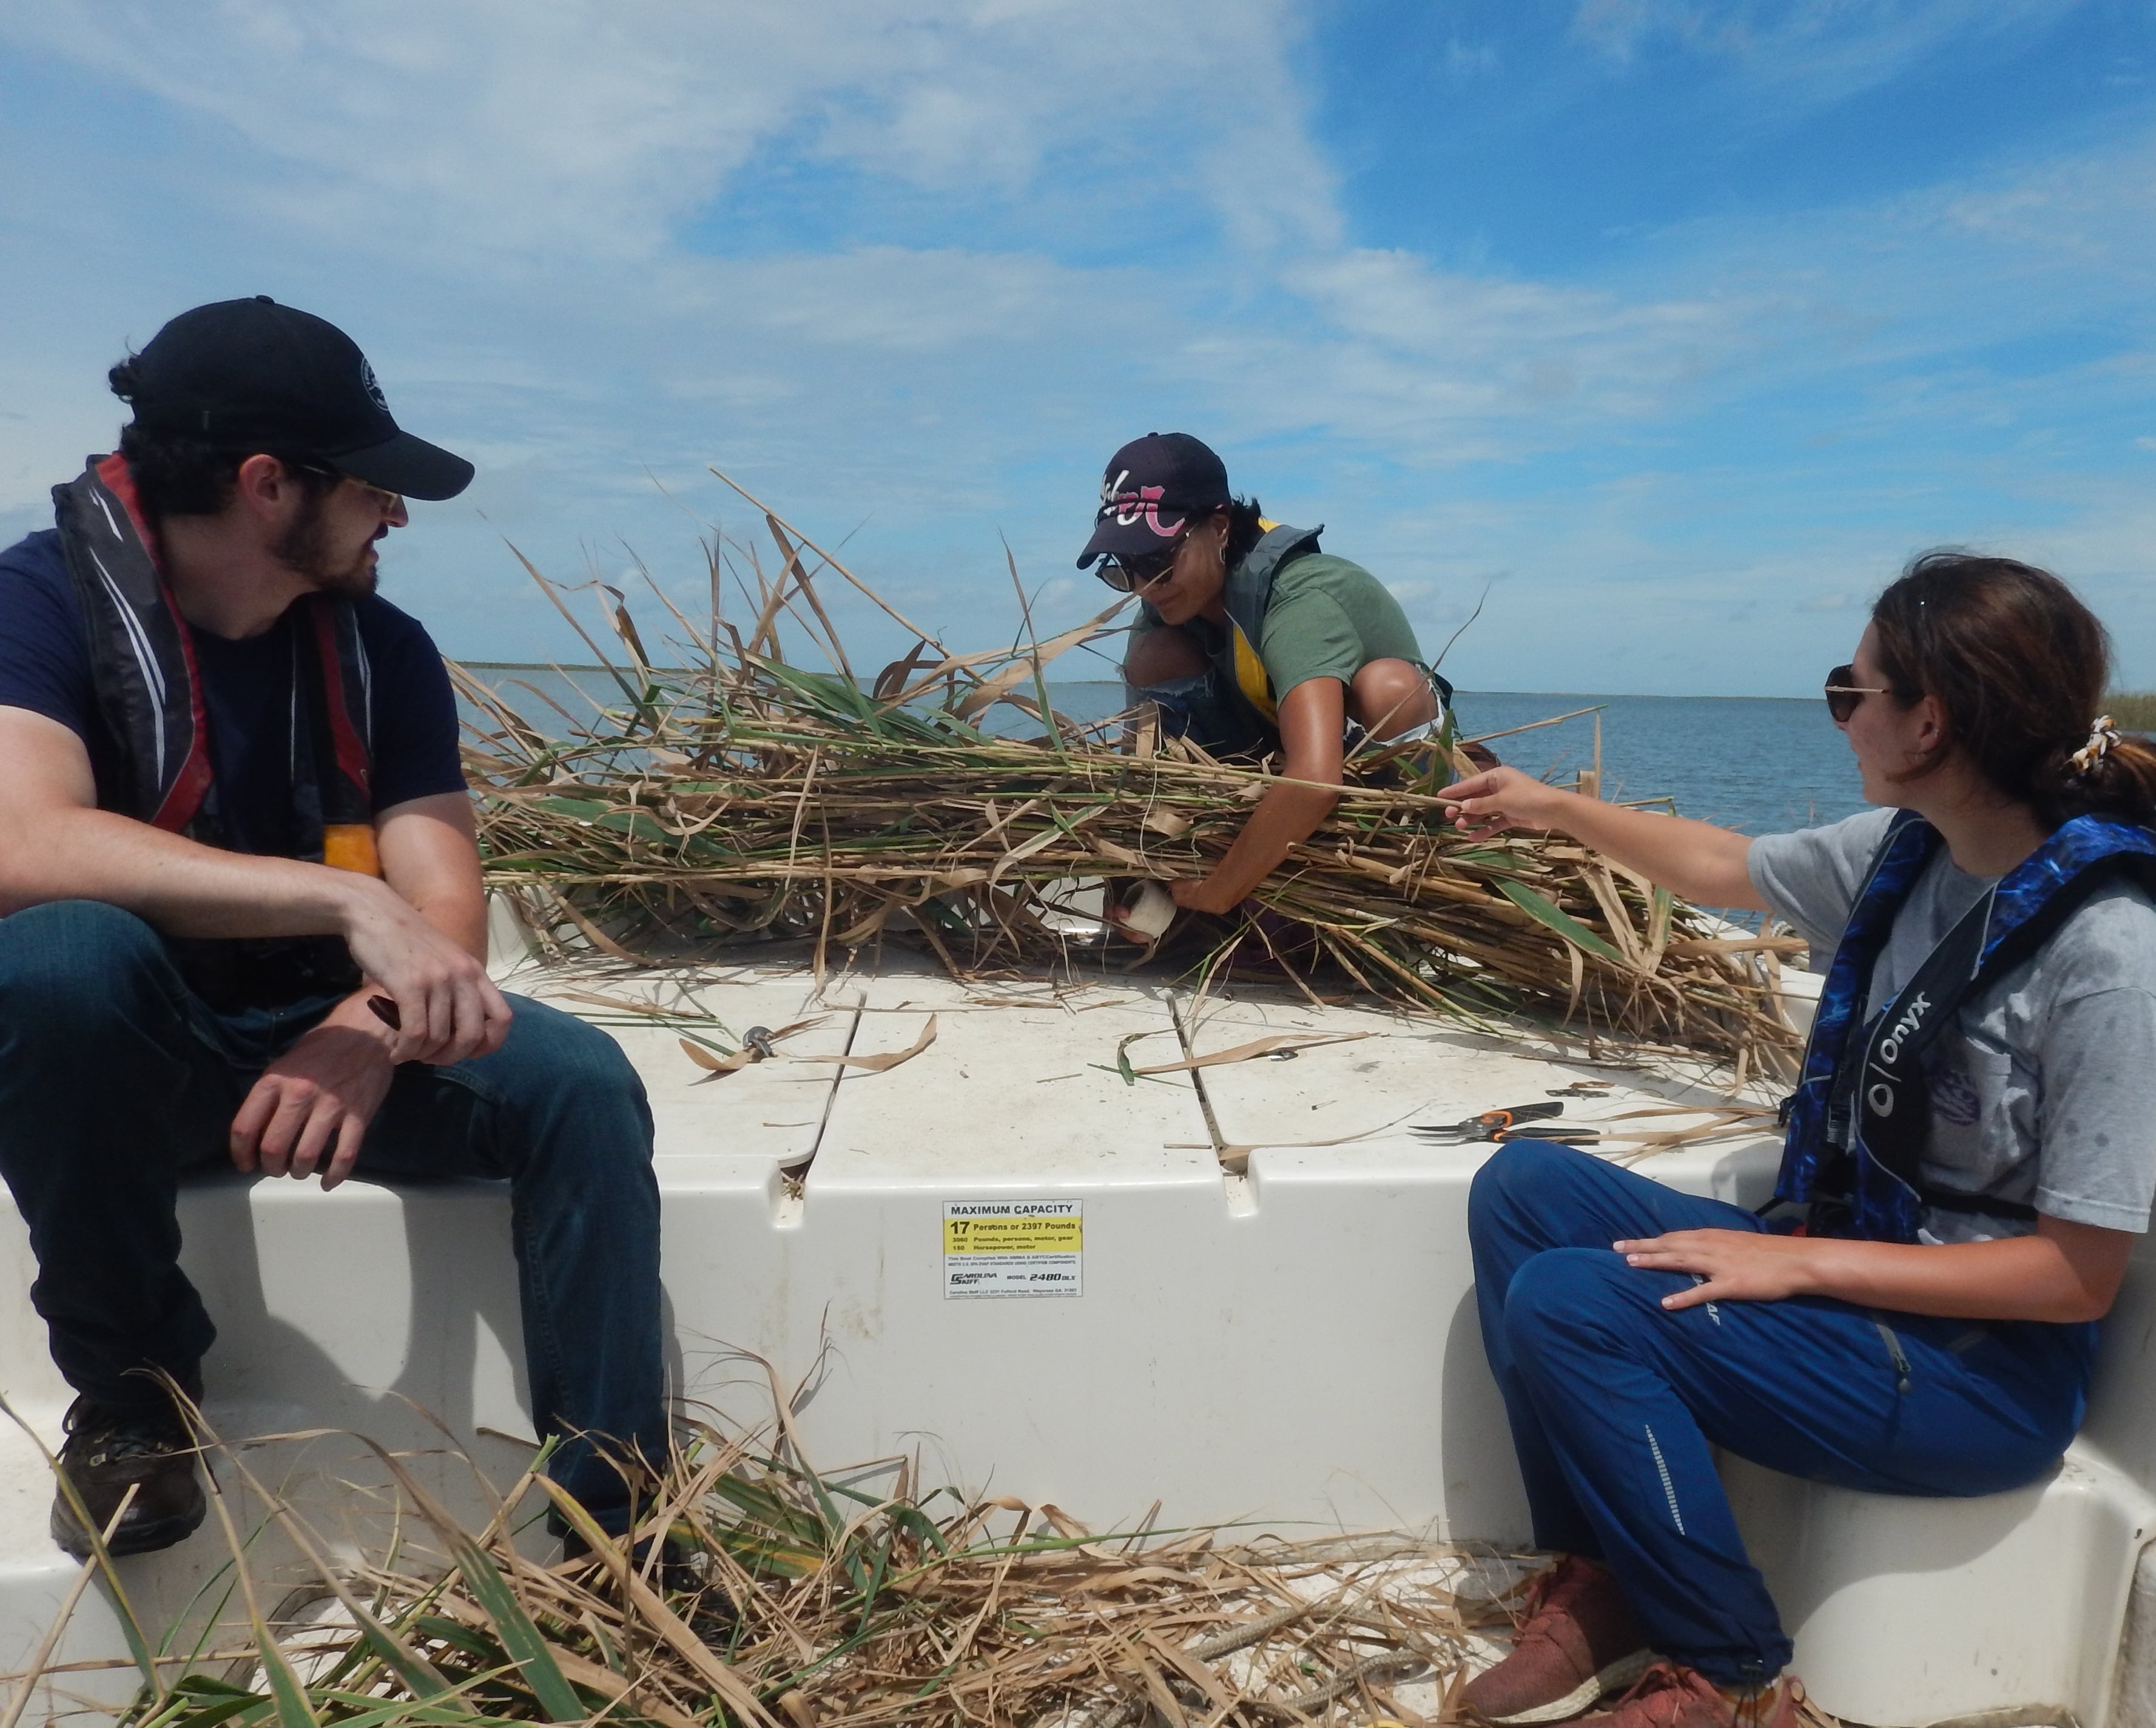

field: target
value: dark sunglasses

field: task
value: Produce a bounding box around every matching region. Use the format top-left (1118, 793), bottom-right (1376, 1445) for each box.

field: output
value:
top-left (1096, 528), bottom-right (1190, 593)
top-left (1823, 664), bottom-right (1899, 723)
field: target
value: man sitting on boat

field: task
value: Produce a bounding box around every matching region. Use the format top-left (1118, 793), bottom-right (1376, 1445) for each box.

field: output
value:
top-left (1441, 553), bottom-right (2156, 1728)
top-left (1077, 433), bottom-right (1463, 934)
top-left (0, 299), bottom-right (665, 1562)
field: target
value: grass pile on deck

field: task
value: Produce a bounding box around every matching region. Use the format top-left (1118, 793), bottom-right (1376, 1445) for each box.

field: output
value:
top-left (455, 476), bottom-right (1799, 1073)
top-left (43, 1400), bottom-right (1517, 1728)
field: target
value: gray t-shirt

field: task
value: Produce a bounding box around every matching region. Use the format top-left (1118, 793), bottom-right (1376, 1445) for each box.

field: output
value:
top-left (1749, 807), bottom-right (2156, 1243)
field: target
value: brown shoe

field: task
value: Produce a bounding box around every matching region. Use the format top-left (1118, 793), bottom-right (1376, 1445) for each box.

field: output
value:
top-left (1600, 1661), bottom-right (1805, 1728)
top-left (1463, 1555), bottom-right (1652, 1725)
top-left (49, 1396), bottom-right (206, 1561)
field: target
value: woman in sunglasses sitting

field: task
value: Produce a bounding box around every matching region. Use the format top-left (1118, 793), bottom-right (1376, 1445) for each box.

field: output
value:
top-left (1077, 432), bottom-right (1461, 931)
top-left (1435, 552), bottom-right (2156, 1728)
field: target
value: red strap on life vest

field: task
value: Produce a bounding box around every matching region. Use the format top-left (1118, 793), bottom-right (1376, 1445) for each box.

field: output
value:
top-left (95, 454), bottom-right (215, 834)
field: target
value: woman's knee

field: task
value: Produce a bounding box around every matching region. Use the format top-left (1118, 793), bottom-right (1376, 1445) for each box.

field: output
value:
top-left (1469, 1137), bottom-right (1594, 1238)
top-left (1123, 626), bottom-right (1207, 687)
top-left (1347, 658), bottom-right (1438, 738)
top-left (1503, 1247), bottom-right (1646, 1356)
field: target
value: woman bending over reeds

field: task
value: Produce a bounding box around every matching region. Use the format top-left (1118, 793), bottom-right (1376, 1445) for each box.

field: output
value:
top-left (1075, 432), bottom-right (1461, 931)
top-left (1440, 552), bottom-right (2156, 1728)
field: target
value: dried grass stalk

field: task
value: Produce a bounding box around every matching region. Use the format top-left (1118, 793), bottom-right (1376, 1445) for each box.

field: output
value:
top-left (455, 485), bottom-right (1801, 1073)
top-left (22, 1394), bottom-right (1527, 1728)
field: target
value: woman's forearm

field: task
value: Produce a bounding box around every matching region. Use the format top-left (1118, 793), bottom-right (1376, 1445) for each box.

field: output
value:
top-left (1194, 777), bottom-right (1338, 907)
top-left (1625, 1218), bottom-right (2132, 1325)
top-left (1447, 768), bottom-right (1763, 910)
top-left (1790, 1229), bottom-right (2124, 1324)
top-left (1551, 797), bottom-right (1761, 908)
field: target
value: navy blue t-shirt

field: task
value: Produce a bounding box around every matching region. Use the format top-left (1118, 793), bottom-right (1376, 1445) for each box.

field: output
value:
top-left (0, 527), bottom-right (466, 856)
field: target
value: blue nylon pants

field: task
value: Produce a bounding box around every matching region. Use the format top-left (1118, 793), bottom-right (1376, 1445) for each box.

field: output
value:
top-left (1468, 1139), bottom-right (2095, 1686)
top-left (0, 900), bottom-right (665, 1533)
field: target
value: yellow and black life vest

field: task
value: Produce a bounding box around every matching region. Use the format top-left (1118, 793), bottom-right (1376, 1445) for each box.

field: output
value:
top-left (1218, 521), bottom-right (1323, 724)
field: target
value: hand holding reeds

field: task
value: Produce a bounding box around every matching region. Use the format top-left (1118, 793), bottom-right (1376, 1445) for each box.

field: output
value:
top-left (1444, 766), bottom-right (1764, 916)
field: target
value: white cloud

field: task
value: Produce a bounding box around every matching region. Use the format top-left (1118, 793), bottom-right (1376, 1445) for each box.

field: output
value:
top-left (2, 1), bottom-right (2153, 692)
top-left (1571, 0), bottom-right (2082, 108)
top-left (1, 0), bottom-right (1336, 262)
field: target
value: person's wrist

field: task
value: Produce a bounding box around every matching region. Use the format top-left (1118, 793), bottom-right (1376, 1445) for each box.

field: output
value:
top-left (328, 869), bottom-right (392, 936)
top-left (325, 987), bottom-right (400, 1051)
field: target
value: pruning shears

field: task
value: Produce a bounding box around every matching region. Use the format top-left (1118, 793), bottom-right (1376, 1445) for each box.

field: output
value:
top-left (1414, 1100), bottom-right (1598, 1146)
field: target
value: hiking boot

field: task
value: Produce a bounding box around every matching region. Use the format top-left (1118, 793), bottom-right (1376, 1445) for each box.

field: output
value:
top-left (561, 1524), bottom-right (712, 1601)
top-left (50, 1396), bottom-right (206, 1561)
top-left (1463, 1554), bottom-right (1652, 1725)
top-left (1600, 1661), bottom-right (1805, 1728)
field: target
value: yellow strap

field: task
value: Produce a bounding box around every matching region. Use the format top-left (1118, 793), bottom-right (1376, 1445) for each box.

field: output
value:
top-left (1230, 623), bottom-right (1278, 723)
top-left (322, 823), bottom-right (383, 877)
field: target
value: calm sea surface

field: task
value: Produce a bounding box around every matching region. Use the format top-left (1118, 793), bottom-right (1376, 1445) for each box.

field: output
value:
top-left (459, 667), bottom-right (1868, 840)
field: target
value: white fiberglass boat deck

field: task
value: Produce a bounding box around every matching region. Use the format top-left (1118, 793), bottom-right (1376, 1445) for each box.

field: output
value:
top-left (2, 909), bottom-right (2155, 1725)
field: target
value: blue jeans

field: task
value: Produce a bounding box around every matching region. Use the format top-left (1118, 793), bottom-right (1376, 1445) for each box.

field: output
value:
top-left (0, 900), bottom-right (665, 1531)
top-left (1469, 1139), bottom-right (2094, 1686)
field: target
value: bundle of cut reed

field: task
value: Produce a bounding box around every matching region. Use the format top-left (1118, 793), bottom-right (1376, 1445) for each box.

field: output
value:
top-left (454, 478), bottom-right (1801, 1073)
top-left (40, 1394), bottom-right (1520, 1728)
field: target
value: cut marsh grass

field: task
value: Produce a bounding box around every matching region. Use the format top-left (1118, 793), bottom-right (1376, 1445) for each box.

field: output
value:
top-left (455, 472), bottom-right (1801, 1074)
top-left (10, 1383), bottom-right (1530, 1728)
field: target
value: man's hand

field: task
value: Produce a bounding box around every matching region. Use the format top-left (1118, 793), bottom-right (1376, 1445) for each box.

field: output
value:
top-left (339, 874), bottom-right (511, 1065)
top-left (231, 993), bottom-right (400, 1190)
top-left (1614, 1228), bottom-right (1819, 1310)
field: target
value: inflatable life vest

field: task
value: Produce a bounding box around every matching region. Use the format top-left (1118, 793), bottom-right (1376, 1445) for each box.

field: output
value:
top-left (1776, 808), bottom-right (2156, 1243)
top-left (50, 454), bottom-right (383, 1004)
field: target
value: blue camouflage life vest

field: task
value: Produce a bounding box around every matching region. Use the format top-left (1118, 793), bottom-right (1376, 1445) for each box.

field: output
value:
top-left (1776, 809), bottom-right (2156, 1243)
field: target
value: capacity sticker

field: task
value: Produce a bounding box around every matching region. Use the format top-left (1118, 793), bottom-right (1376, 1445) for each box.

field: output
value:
top-left (943, 1200), bottom-right (1083, 1299)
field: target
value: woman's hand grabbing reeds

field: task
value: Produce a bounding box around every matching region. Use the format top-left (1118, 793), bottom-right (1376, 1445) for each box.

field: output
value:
top-left (1444, 766), bottom-right (1766, 912)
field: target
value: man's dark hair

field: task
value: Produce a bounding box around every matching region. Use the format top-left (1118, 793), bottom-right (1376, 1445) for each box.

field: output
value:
top-left (109, 355), bottom-right (339, 521)
top-left (1222, 496), bottom-right (1267, 569)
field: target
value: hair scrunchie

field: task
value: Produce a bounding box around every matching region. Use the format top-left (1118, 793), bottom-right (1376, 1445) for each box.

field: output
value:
top-left (2071, 715), bottom-right (2121, 777)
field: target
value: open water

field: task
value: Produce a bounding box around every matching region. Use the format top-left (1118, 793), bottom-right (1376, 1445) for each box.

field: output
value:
top-left (459, 667), bottom-right (1868, 840)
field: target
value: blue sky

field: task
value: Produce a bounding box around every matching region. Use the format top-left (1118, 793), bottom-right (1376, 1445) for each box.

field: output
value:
top-left (3, 0), bottom-right (2154, 696)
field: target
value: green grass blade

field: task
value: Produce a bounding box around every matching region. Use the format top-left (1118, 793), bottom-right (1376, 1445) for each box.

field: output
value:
top-left (1496, 880), bottom-right (1626, 965)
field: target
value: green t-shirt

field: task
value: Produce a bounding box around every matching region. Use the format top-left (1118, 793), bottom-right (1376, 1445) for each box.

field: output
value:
top-left (1253, 552), bottom-right (1424, 704)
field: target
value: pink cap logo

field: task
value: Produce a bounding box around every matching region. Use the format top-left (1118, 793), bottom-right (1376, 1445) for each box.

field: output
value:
top-left (1099, 468), bottom-right (1185, 539)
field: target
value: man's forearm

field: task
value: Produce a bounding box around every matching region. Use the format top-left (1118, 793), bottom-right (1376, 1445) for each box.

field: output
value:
top-left (0, 803), bottom-right (364, 938)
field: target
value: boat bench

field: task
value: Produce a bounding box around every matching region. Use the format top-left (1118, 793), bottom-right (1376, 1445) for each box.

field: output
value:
top-left (1, 955), bottom-right (2152, 1727)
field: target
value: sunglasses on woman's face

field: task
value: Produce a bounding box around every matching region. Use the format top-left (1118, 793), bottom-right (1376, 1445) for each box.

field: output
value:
top-left (1823, 664), bottom-right (1896, 723)
top-left (1096, 529), bottom-right (1190, 593)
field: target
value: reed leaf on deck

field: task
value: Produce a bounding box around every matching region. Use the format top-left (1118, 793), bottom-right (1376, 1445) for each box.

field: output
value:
top-left (39, 1403), bottom-right (1521, 1728)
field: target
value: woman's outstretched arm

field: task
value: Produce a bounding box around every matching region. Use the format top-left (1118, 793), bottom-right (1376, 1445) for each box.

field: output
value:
top-left (1444, 764), bottom-right (1764, 911)
top-left (1618, 1213), bottom-right (2135, 1325)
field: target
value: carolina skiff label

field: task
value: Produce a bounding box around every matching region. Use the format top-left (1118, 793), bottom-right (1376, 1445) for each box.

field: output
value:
top-left (943, 1200), bottom-right (1083, 1298)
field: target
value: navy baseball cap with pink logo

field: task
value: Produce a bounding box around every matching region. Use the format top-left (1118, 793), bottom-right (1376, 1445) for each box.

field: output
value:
top-left (1076, 432), bottom-right (1231, 568)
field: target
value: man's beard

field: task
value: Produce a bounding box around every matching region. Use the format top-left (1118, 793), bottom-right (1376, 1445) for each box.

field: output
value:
top-left (272, 494), bottom-right (377, 599)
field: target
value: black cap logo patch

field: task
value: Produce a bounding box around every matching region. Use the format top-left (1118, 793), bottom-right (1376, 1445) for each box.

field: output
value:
top-left (360, 357), bottom-right (388, 413)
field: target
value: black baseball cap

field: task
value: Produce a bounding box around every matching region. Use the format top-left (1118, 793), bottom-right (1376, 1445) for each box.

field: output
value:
top-left (118, 297), bottom-right (474, 501)
top-left (1076, 432), bottom-right (1231, 568)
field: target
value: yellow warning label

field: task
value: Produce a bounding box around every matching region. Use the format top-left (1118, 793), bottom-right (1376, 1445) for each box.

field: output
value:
top-left (943, 1213), bottom-right (1083, 1255)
